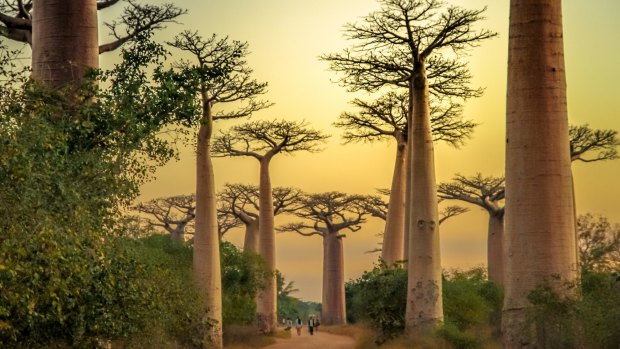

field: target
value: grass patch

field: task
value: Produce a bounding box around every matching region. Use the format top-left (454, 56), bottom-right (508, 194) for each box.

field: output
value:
top-left (223, 325), bottom-right (276, 348)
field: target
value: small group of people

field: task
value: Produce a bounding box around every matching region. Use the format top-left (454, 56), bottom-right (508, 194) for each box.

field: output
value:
top-left (284, 315), bottom-right (321, 336)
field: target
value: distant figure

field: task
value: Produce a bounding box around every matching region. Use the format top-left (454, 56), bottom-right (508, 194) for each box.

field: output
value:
top-left (314, 317), bottom-right (321, 332)
top-left (308, 315), bottom-right (315, 335)
top-left (285, 317), bottom-right (292, 331)
top-left (295, 316), bottom-right (302, 336)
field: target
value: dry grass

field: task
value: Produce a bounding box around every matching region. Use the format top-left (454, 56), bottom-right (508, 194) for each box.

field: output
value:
top-left (223, 325), bottom-right (293, 348)
top-left (322, 323), bottom-right (502, 349)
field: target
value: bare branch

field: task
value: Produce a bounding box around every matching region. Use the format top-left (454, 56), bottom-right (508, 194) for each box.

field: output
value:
top-left (100, 1), bottom-right (185, 53)
top-left (168, 31), bottom-right (271, 122)
top-left (569, 124), bottom-right (619, 163)
top-left (438, 205), bottom-right (468, 225)
top-left (437, 173), bottom-right (505, 214)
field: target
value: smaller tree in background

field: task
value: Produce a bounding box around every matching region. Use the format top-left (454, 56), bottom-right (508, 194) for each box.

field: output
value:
top-left (577, 214), bottom-right (620, 274)
top-left (217, 184), bottom-right (304, 254)
top-left (438, 174), bottom-right (505, 285)
top-left (132, 195), bottom-right (241, 243)
top-left (278, 192), bottom-right (371, 325)
top-left (132, 195), bottom-right (197, 242)
top-left (213, 119), bottom-right (328, 333)
top-left (335, 92), bottom-right (476, 265)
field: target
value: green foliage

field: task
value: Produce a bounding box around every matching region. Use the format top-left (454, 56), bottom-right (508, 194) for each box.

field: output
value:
top-left (221, 241), bottom-right (270, 326)
top-left (345, 261), bottom-right (408, 343)
top-left (345, 263), bottom-right (501, 347)
top-left (439, 268), bottom-right (502, 349)
top-left (0, 33), bottom-right (202, 348)
top-left (276, 271), bottom-right (319, 321)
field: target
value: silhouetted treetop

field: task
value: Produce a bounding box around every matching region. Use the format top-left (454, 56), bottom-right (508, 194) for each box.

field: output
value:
top-left (321, 0), bottom-right (496, 97)
top-left (212, 120), bottom-right (329, 159)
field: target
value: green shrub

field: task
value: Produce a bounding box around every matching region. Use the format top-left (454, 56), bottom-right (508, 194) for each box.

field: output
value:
top-left (345, 261), bottom-right (408, 343)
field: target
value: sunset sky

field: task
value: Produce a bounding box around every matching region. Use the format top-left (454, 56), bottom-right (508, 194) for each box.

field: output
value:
top-left (96, 0), bottom-right (620, 301)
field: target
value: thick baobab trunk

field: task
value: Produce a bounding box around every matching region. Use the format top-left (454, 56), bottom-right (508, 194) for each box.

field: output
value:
top-left (171, 230), bottom-right (185, 243)
top-left (322, 232), bottom-right (346, 325)
top-left (32, 0), bottom-right (99, 87)
top-left (382, 140), bottom-right (407, 265)
top-left (403, 119), bottom-right (412, 264)
top-left (256, 157), bottom-right (277, 334)
top-left (487, 212), bottom-right (504, 286)
top-left (243, 219), bottom-right (259, 254)
top-left (194, 112), bottom-right (223, 348)
top-left (405, 65), bottom-right (443, 333)
top-left (321, 235), bottom-right (330, 323)
top-left (503, 1), bottom-right (577, 347)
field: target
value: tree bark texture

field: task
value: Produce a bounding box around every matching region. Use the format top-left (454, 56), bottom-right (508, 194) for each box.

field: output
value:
top-left (321, 235), bottom-right (330, 323)
top-left (256, 157), bottom-right (277, 334)
top-left (243, 219), bottom-right (259, 254)
top-left (405, 65), bottom-right (443, 333)
top-left (487, 213), bottom-right (504, 286)
top-left (503, 1), bottom-right (577, 347)
top-left (32, 0), bottom-right (99, 87)
top-left (382, 141), bottom-right (407, 265)
top-left (321, 232), bottom-right (346, 325)
top-left (194, 111), bottom-right (223, 348)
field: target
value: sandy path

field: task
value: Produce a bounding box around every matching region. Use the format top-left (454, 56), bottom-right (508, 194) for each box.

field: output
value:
top-left (263, 329), bottom-right (355, 349)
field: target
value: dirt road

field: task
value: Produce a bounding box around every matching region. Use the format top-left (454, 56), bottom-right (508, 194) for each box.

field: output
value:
top-left (263, 329), bottom-right (355, 349)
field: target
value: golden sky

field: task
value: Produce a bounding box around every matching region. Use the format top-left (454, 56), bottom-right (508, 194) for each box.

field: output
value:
top-left (97, 0), bottom-right (620, 302)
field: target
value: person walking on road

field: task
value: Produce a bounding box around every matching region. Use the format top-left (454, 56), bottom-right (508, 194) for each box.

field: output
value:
top-left (295, 316), bottom-right (302, 336)
top-left (308, 315), bottom-right (315, 335)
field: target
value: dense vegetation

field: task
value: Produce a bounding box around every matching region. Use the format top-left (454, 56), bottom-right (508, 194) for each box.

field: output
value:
top-left (346, 262), bottom-right (502, 348)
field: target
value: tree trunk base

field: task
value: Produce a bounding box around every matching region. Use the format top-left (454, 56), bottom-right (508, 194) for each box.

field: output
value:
top-left (502, 308), bottom-right (536, 349)
top-left (256, 313), bottom-right (277, 335)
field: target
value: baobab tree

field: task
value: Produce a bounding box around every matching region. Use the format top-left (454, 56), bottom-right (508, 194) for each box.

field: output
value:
top-left (0, 0), bottom-right (183, 86)
top-left (278, 192), bottom-right (371, 325)
top-left (364, 189), bottom-right (468, 255)
top-left (503, 0), bottom-right (576, 346)
top-left (437, 124), bottom-right (619, 286)
top-left (132, 194), bottom-right (240, 243)
top-left (168, 31), bottom-right (270, 348)
top-left (217, 183), bottom-right (304, 253)
top-left (132, 194), bottom-right (196, 242)
top-left (438, 174), bottom-right (505, 285)
top-left (336, 91), bottom-right (476, 265)
top-left (212, 119), bottom-right (329, 334)
top-left (323, 0), bottom-right (495, 332)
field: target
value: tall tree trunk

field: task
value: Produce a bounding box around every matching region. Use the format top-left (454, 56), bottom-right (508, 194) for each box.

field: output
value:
top-left (322, 232), bottom-right (346, 325)
top-left (321, 234), bottom-right (330, 323)
top-left (403, 112), bottom-right (413, 265)
top-left (487, 212), bottom-right (504, 286)
top-left (503, 1), bottom-right (577, 347)
top-left (171, 230), bottom-right (184, 243)
top-left (405, 64), bottom-right (443, 333)
top-left (256, 157), bottom-right (277, 334)
top-left (382, 140), bottom-right (407, 265)
top-left (32, 0), bottom-right (99, 87)
top-left (243, 219), bottom-right (259, 254)
top-left (194, 104), bottom-right (223, 348)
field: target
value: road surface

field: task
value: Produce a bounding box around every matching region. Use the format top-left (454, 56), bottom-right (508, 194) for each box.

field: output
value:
top-left (263, 329), bottom-right (355, 349)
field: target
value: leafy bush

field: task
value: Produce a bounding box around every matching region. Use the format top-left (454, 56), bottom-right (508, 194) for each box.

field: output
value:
top-left (346, 262), bottom-right (501, 347)
top-left (345, 261), bottom-right (408, 343)
top-left (439, 267), bottom-right (502, 348)
top-left (0, 34), bottom-right (200, 348)
top-left (221, 241), bottom-right (270, 326)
